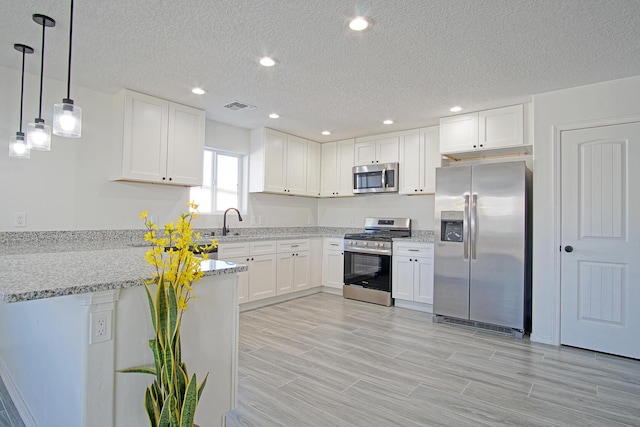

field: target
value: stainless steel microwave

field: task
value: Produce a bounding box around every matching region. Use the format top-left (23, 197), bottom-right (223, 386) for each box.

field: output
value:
top-left (352, 163), bottom-right (399, 194)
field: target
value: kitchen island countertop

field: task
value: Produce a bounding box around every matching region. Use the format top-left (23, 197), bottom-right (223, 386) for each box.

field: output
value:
top-left (0, 244), bottom-right (247, 303)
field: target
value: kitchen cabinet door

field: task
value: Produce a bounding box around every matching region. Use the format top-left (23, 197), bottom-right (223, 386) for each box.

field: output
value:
top-left (306, 141), bottom-right (321, 197)
top-left (420, 126), bottom-right (440, 194)
top-left (248, 254), bottom-right (277, 301)
top-left (323, 238), bottom-right (344, 288)
top-left (263, 129), bottom-right (287, 193)
top-left (478, 104), bottom-right (524, 150)
top-left (336, 139), bottom-right (355, 196)
top-left (166, 102), bottom-right (206, 186)
top-left (354, 136), bottom-right (399, 165)
top-left (321, 139), bottom-right (354, 197)
top-left (399, 130), bottom-right (421, 194)
top-left (292, 251), bottom-right (310, 291)
top-left (414, 257), bottom-right (434, 304)
top-left (392, 256), bottom-right (415, 300)
top-left (286, 135), bottom-right (308, 195)
top-left (276, 253), bottom-right (294, 295)
top-left (320, 142), bottom-right (338, 197)
top-left (439, 113), bottom-right (479, 153)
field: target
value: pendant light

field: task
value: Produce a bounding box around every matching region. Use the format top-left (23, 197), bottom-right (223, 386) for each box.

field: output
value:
top-left (53, 0), bottom-right (82, 138)
top-left (8, 44), bottom-right (35, 159)
top-left (26, 14), bottom-right (55, 151)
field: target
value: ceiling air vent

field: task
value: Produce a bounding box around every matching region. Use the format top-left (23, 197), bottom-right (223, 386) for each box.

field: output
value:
top-left (223, 101), bottom-right (256, 111)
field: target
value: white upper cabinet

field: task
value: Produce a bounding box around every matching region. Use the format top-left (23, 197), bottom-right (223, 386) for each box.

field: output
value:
top-left (439, 104), bottom-right (531, 159)
top-left (306, 140), bottom-right (321, 197)
top-left (321, 139), bottom-right (355, 197)
top-left (354, 135), bottom-right (399, 165)
top-left (249, 128), bottom-right (309, 196)
top-left (399, 127), bottom-right (441, 195)
top-left (113, 89), bottom-right (205, 186)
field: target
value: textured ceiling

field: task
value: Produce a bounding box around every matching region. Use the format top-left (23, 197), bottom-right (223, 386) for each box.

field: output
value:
top-left (2, 0), bottom-right (640, 141)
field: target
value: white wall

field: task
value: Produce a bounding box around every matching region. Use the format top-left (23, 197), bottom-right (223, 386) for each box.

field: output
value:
top-left (318, 193), bottom-right (434, 230)
top-left (0, 66), bottom-right (191, 231)
top-left (531, 75), bottom-right (640, 345)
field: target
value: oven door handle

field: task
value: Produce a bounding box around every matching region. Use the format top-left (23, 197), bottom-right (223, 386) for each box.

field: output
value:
top-left (343, 247), bottom-right (392, 256)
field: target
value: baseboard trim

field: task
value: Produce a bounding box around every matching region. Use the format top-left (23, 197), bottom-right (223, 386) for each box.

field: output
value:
top-left (239, 287), bottom-right (323, 312)
top-left (0, 355), bottom-right (38, 427)
top-left (394, 300), bottom-right (433, 313)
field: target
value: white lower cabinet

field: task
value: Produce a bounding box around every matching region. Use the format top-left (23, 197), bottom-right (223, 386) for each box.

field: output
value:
top-left (218, 241), bottom-right (277, 303)
top-left (277, 240), bottom-right (311, 295)
top-left (392, 242), bottom-right (434, 306)
top-left (323, 238), bottom-right (344, 289)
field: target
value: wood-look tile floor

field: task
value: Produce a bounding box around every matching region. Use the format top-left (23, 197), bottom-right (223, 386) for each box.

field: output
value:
top-left (226, 293), bottom-right (640, 427)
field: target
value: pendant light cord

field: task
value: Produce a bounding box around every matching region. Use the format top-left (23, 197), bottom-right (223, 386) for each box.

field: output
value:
top-left (66, 0), bottom-right (74, 100)
top-left (19, 50), bottom-right (26, 133)
top-left (37, 20), bottom-right (46, 120)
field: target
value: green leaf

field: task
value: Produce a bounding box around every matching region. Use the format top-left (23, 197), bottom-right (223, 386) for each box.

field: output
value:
top-left (167, 284), bottom-right (179, 341)
top-left (179, 374), bottom-right (198, 427)
top-left (144, 282), bottom-right (157, 331)
top-left (116, 365), bottom-right (156, 375)
top-left (158, 393), bottom-right (171, 427)
top-left (149, 339), bottom-right (162, 385)
top-left (156, 277), bottom-right (168, 350)
top-left (173, 330), bottom-right (182, 366)
top-left (197, 372), bottom-right (209, 402)
top-left (144, 387), bottom-right (158, 427)
top-left (175, 363), bottom-right (188, 405)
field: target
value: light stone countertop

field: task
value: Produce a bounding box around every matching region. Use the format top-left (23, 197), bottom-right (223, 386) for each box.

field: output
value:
top-left (0, 227), bottom-right (433, 303)
top-left (0, 245), bottom-right (247, 303)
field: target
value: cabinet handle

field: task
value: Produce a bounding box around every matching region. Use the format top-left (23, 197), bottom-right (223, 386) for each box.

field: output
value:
top-left (420, 189), bottom-right (423, 192)
top-left (292, 244), bottom-right (299, 248)
top-left (162, 177), bottom-right (166, 180)
top-left (409, 258), bottom-right (413, 262)
top-left (408, 249), bottom-right (419, 252)
top-left (473, 145), bottom-right (477, 148)
top-left (414, 189), bottom-right (418, 192)
top-left (169, 177), bottom-right (172, 181)
top-left (479, 144), bottom-right (484, 148)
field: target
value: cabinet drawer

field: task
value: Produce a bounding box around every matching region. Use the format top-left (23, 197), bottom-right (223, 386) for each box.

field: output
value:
top-left (277, 239), bottom-right (310, 253)
top-left (250, 240), bottom-right (277, 255)
top-left (218, 242), bottom-right (250, 258)
top-left (393, 242), bottom-right (434, 257)
top-left (324, 238), bottom-right (344, 251)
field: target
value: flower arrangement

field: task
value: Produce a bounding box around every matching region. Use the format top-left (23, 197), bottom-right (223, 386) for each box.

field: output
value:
top-left (120, 202), bottom-right (217, 427)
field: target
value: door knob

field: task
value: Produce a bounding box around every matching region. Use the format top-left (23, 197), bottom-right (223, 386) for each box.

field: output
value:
top-left (564, 246), bottom-right (574, 253)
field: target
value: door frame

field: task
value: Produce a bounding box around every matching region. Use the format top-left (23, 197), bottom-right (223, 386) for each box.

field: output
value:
top-left (552, 113), bottom-right (640, 346)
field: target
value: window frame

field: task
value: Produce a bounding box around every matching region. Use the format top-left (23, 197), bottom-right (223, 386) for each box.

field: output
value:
top-left (190, 148), bottom-right (244, 215)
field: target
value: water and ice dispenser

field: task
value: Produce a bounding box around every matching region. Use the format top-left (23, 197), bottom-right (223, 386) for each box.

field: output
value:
top-left (440, 211), bottom-right (464, 243)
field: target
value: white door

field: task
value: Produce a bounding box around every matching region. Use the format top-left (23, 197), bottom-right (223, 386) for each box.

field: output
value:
top-left (414, 257), bottom-right (434, 305)
top-left (560, 122), bottom-right (640, 359)
top-left (392, 256), bottom-right (414, 300)
top-left (285, 135), bottom-right (308, 195)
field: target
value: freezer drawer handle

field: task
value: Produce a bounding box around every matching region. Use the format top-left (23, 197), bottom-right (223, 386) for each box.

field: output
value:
top-left (463, 195), bottom-right (470, 259)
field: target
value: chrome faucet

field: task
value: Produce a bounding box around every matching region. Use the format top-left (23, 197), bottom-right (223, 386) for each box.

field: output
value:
top-left (223, 208), bottom-right (243, 236)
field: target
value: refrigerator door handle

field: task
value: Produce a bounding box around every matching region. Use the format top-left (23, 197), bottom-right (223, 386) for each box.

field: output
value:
top-left (471, 194), bottom-right (478, 259)
top-left (463, 195), bottom-right (470, 259)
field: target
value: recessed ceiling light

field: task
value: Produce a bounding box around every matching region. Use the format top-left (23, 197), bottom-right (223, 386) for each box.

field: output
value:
top-left (191, 87), bottom-right (205, 95)
top-left (349, 16), bottom-right (372, 31)
top-left (259, 56), bottom-right (277, 67)
top-left (322, 131), bottom-right (331, 136)
top-left (383, 119), bottom-right (394, 125)
top-left (450, 106), bottom-right (463, 112)
top-left (269, 113), bottom-right (280, 119)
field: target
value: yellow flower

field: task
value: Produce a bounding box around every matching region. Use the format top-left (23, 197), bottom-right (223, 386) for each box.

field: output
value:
top-left (139, 210), bottom-right (148, 220)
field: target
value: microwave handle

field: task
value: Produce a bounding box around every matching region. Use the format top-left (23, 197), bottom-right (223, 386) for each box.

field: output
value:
top-left (381, 168), bottom-right (386, 188)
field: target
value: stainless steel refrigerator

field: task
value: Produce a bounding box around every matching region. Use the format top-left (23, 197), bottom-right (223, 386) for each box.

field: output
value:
top-left (433, 161), bottom-right (531, 335)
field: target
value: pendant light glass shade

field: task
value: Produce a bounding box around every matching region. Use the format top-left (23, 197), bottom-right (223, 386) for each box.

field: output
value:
top-left (9, 43), bottom-right (34, 159)
top-left (9, 132), bottom-right (30, 159)
top-left (27, 14), bottom-right (55, 151)
top-left (27, 119), bottom-right (52, 150)
top-left (53, 99), bottom-right (82, 137)
top-left (53, 0), bottom-right (82, 138)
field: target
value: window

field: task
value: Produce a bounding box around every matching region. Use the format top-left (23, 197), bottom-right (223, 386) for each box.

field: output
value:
top-left (190, 149), bottom-right (243, 213)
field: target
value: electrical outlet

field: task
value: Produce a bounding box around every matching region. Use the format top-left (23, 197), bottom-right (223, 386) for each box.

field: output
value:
top-left (90, 311), bottom-right (112, 344)
top-left (14, 212), bottom-right (26, 227)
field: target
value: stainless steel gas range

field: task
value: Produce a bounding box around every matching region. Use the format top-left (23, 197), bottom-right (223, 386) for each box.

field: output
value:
top-left (343, 217), bottom-right (411, 306)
